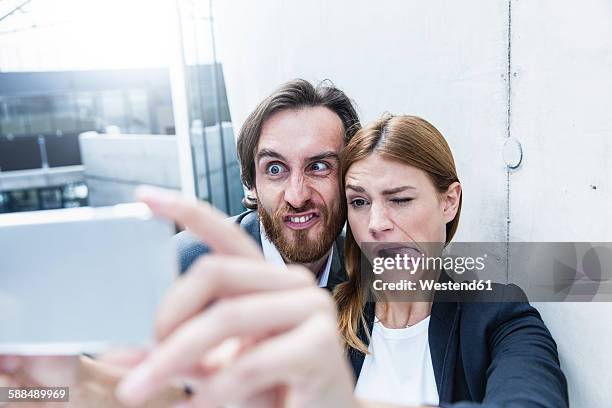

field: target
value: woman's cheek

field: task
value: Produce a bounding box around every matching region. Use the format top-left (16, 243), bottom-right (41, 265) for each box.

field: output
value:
top-left (348, 211), bottom-right (368, 241)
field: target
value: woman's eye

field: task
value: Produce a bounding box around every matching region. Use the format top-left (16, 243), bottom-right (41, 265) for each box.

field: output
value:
top-left (309, 161), bottom-right (330, 172)
top-left (350, 198), bottom-right (369, 208)
top-left (391, 198), bottom-right (413, 205)
top-left (266, 163), bottom-right (286, 176)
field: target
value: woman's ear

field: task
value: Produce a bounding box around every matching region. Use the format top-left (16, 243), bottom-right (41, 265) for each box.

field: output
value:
top-left (442, 182), bottom-right (461, 223)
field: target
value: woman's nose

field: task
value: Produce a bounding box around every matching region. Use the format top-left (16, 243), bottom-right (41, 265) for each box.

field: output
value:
top-left (368, 203), bottom-right (394, 237)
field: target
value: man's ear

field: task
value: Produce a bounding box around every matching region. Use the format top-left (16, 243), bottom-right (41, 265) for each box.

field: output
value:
top-left (250, 187), bottom-right (258, 200)
top-left (442, 182), bottom-right (461, 223)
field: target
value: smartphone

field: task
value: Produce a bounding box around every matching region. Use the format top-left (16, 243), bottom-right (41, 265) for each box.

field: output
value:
top-left (0, 203), bottom-right (177, 355)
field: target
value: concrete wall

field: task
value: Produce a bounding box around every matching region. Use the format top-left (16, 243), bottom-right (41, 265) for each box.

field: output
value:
top-left (0, 167), bottom-right (84, 193)
top-left (509, 2), bottom-right (612, 405)
top-left (79, 133), bottom-right (181, 206)
top-left (212, 0), bottom-right (612, 405)
top-left (214, 0), bottom-right (510, 242)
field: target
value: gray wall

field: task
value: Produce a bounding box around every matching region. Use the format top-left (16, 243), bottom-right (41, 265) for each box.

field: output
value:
top-left (212, 0), bottom-right (612, 405)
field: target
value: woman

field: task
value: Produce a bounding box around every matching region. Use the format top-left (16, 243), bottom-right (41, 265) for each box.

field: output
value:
top-left (335, 114), bottom-right (568, 407)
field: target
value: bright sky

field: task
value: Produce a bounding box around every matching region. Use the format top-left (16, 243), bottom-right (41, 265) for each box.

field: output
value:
top-left (0, 0), bottom-right (188, 71)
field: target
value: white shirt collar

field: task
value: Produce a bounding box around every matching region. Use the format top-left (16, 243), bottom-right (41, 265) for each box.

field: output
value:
top-left (260, 224), bottom-right (333, 288)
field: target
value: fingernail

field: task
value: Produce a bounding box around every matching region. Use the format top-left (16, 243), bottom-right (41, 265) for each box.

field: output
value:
top-left (115, 364), bottom-right (155, 406)
top-left (172, 403), bottom-right (192, 408)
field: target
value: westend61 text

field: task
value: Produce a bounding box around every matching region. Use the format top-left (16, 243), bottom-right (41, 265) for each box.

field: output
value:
top-left (373, 279), bottom-right (493, 292)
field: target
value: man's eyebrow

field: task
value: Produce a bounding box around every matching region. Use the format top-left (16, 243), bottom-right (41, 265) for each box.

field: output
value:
top-left (256, 149), bottom-right (287, 162)
top-left (382, 186), bottom-right (416, 195)
top-left (346, 184), bottom-right (365, 193)
top-left (307, 151), bottom-right (340, 162)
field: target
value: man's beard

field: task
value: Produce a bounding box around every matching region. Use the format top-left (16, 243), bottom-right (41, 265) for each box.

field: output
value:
top-left (258, 199), bottom-right (345, 264)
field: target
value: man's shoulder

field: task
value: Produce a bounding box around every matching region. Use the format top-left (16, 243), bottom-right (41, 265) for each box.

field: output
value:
top-left (174, 209), bottom-right (259, 274)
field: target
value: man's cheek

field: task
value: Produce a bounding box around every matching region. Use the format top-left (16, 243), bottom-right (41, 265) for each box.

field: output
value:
top-left (256, 186), bottom-right (281, 211)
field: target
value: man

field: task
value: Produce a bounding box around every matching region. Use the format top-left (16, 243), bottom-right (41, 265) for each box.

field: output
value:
top-left (176, 78), bottom-right (360, 289)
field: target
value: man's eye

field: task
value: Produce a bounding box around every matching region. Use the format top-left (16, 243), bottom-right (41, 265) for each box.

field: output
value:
top-left (309, 161), bottom-right (330, 172)
top-left (266, 163), bottom-right (286, 175)
top-left (350, 198), bottom-right (369, 208)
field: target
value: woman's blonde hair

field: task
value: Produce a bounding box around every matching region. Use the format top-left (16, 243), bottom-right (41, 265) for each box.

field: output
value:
top-left (334, 114), bottom-right (462, 354)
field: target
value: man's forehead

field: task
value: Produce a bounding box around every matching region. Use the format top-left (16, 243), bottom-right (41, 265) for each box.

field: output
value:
top-left (257, 107), bottom-right (344, 157)
top-left (256, 137), bottom-right (342, 160)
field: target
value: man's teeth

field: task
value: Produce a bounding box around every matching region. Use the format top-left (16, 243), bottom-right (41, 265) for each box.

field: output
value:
top-left (289, 214), bottom-right (315, 223)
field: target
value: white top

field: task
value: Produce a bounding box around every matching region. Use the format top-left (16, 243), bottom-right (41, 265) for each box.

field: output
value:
top-left (354, 315), bottom-right (439, 407)
top-left (260, 225), bottom-right (332, 288)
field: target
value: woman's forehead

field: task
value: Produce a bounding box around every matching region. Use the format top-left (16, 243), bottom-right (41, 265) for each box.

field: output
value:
top-left (346, 155), bottom-right (429, 189)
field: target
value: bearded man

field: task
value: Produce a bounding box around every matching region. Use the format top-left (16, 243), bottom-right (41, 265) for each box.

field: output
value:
top-left (177, 79), bottom-right (360, 290)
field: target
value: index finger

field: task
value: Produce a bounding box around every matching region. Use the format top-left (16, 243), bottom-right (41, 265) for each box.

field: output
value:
top-left (135, 186), bottom-right (262, 260)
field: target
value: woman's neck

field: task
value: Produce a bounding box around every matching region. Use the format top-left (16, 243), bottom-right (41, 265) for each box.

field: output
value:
top-left (375, 301), bottom-right (432, 329)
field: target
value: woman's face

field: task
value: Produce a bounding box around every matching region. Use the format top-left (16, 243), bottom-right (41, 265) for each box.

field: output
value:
top-left (345, 152), bottom-right (461, 258)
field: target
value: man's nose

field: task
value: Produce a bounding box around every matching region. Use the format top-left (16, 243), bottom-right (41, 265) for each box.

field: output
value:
top-left (368, 203), bottom-right (394, 237)
top-left (284, 174), bottom-right (311, 209)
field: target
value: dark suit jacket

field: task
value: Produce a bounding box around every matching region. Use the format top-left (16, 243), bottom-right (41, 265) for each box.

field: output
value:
top-left (349, 272), bottom-right (569, 408)
top-left (174, 209), bottom-right (347, 292)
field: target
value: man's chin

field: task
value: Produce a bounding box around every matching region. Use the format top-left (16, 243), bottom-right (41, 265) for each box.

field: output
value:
top-left (259, 203), bottom-right (341, 264)
top-left (278, 229), bottom-right (330, 261)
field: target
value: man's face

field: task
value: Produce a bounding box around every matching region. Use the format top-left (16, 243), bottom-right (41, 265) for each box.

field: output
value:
top-left (254, 106), bottom-right (346, 263)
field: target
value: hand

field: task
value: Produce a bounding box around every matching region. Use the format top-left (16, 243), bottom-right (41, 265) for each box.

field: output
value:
top-left (0, 355), bottom-right (80, 408)
top-left (115, 186), bottom-right (358, 408)
top-left (0, 353), bottom-right (186, 407)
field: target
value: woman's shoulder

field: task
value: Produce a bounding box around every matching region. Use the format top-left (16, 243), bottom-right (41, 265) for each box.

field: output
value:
top-left (460, 280), bottom-right (529, 303)
top-left (452, 281), bottom-right (546, 336)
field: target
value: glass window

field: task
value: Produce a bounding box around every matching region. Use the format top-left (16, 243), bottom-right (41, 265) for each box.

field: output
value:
top-left (26, 95), bottom-right (54, 134)
top-left (204, 124), bottom-right (228, 212)
top-left (0, 97), bottom-right (28, 136)
top-left (176, 0), bottom-right (243, 215)
top-left (0, 192), bottom-right (8, 213)
top-left (44, 133), bottom-right (82, 167)
top-left (0, 135), bottom-right (43, 171)
top-left (100, 90), bottom-right (127, 131)
top-left (51, 94), bottom-right (79, 133)
top-left (74, 92), bottom-right (100, 132)
top-left (62, 182), bottom-right (89, 208)
top-left (39, 187), bottom-right (63, 210)
top-left (8, 189), bottom-right (40, 212)
top-left (125, 89), bottom-right (151, 133)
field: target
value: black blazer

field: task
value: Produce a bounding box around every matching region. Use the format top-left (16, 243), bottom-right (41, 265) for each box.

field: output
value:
top-left (349, 272), bottom-right (569, 407)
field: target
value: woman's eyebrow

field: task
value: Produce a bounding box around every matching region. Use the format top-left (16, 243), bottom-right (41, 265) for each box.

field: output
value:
top-left (346, 184), bottom-right (365, 192)
top-left (382, 186), bottom-right (416, 195)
